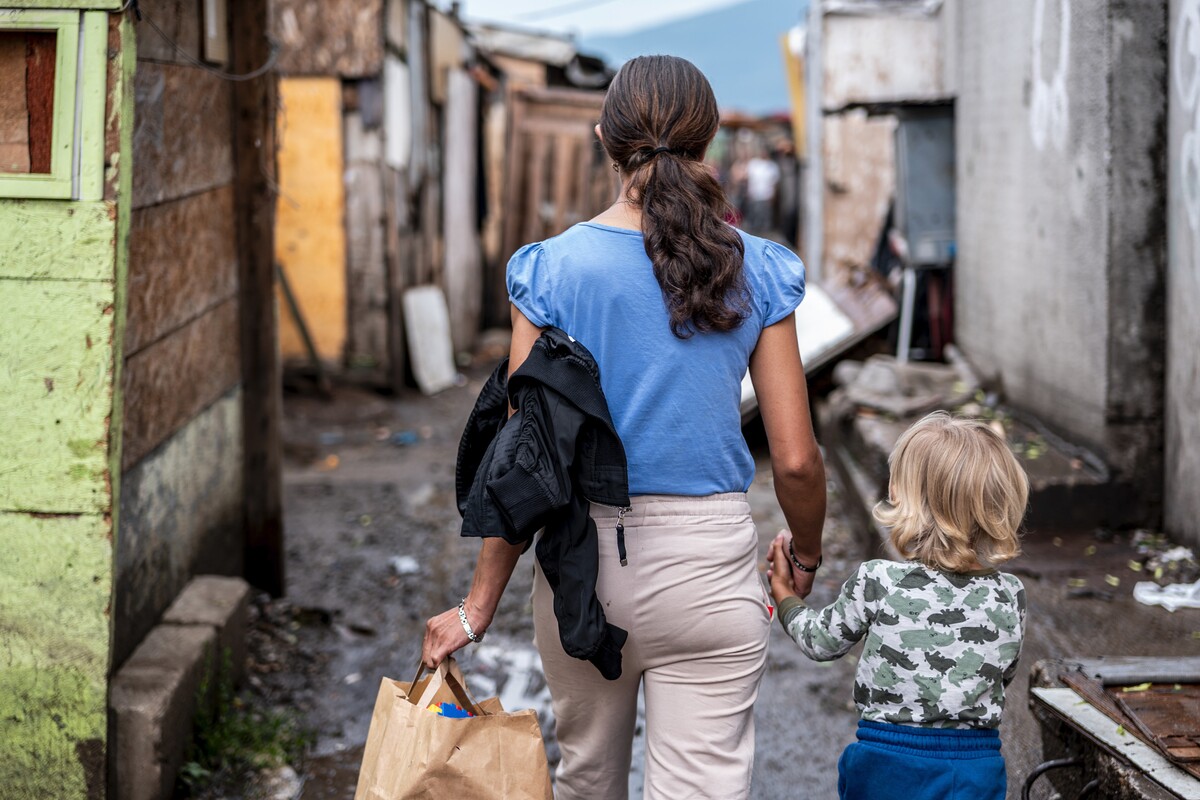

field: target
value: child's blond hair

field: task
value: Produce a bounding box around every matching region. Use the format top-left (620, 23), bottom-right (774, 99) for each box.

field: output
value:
top-left (873, 411), bottom-right (1028, 572)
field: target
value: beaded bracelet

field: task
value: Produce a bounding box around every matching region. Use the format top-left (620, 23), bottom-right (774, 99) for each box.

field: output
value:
top-left (788, 541), bottom-right (822, 573)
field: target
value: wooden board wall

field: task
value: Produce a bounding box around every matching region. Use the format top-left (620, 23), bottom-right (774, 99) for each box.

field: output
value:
top-left (495, 86), bottom-right (615, 325)
top-left (344, 111), bottom-right (389, 376)
top-left (275, 77), bottom-right (347, 364)
top-left (271, 0), bottom-right (384, 78)
top-left (116, 0), bottom-right (249, 667)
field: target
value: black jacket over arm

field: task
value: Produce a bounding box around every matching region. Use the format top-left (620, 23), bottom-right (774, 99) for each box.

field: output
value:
top-left (456, 328), bottom-right (631, 680)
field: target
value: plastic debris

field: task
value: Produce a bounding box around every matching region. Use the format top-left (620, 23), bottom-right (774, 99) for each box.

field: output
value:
top-left (389, 555), bottom-right (420, 575)
top-left (391, 430), bottom-right (420, 447)
top-left (1132, 579), bottom-right (1200, 612)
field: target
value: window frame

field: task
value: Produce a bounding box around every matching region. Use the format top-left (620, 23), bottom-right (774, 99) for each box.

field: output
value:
top-left (0, 9), bottom-right (106, 201)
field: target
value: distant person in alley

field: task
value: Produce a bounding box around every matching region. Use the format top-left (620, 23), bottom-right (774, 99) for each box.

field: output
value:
top-left (768, 412), bottom-right (1030, 800)
top-left (424, 54), bottom-right (827, 800)
top-left (744, 146), bottom-right (781, 234)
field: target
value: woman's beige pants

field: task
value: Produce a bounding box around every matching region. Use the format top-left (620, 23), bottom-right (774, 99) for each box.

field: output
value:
top-left (533, 493), bottom-right (771, 800)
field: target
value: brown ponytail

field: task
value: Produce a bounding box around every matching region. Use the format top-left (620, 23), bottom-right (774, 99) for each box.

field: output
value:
top-left (600, 55), bottom-right (749, 339)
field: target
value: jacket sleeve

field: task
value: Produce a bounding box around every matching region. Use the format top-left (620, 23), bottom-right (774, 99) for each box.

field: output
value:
top-left (484, 384), bottom-right (574, 540)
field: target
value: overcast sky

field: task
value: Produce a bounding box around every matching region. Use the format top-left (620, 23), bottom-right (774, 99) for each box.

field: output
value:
top-left (455, 0), bottom-right (749, 38)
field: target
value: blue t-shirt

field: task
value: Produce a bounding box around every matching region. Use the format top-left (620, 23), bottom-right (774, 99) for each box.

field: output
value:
top-left (506, 221), bottom-right (805, 496)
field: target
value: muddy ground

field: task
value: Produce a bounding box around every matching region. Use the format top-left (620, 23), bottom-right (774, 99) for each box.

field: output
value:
top-left (246, 360), bottom-right (1199, 800)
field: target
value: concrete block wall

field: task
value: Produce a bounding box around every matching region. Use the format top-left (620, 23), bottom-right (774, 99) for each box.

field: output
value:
top-left (110, 576), bottom-right (251, 800)
top-left (1167, 0), bottom-right (1200, 548)
top-left (954, 0), bottom-right (1167, 519)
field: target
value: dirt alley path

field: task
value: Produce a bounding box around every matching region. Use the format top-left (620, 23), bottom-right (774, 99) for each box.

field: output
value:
top-left (273, 363), bottom-right (1200, 800)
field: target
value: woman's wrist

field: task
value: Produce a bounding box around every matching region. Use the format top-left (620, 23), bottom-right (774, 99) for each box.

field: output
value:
top-left (462, 596), bottom-right (495, 635)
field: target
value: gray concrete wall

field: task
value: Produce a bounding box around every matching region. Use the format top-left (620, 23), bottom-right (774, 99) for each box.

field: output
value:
top-left (1167, 0), bottom-right (1200, 548)
top-left (955, 0), bottom-right (1166, 513)
top-left (114, 389), bottom-right (245, 667)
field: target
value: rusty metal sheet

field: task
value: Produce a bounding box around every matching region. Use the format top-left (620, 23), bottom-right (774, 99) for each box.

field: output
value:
top-left (1116, 687), bottom-right (1200, 764)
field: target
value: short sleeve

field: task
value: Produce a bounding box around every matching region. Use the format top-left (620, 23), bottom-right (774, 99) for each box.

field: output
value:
top-left (753, 239), bottom-right (806, 327)
top-left (506, 242), bottom-right (555, 328)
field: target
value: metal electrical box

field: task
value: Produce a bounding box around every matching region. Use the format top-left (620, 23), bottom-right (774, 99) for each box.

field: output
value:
top-left (894, 109), bottom-right (955, 266)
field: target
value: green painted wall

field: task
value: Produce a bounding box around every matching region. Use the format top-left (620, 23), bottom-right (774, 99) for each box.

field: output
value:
top-left (0, 8), bottom-right (132, 796)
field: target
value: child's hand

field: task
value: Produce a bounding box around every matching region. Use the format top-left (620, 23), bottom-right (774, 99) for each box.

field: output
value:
top-left (766, 534), bottom-right (798, 603)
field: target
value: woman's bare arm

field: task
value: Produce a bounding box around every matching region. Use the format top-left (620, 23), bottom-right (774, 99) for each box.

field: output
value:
top-left (421, 305), bottom-right (545, 667)
top-left (748, 314), bottom-right (827, 598)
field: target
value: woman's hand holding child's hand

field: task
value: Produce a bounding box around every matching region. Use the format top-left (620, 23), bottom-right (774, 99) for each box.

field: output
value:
top-left (767, 531), bottom-right (815, 602)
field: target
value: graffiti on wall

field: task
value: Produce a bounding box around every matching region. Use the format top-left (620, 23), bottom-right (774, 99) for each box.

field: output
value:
top-left (1177, 0), bottom-right (1200, 231)
top-left (1030, 0), bottom-right (1071, 152)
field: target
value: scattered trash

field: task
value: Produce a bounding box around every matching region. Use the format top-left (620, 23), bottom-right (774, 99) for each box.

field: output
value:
top-left (374, 426), bottom-right (392, 441)
top-left (406, 483), bottom-right (437, 508)
top-left (391, 430), bottom-right (420, 447)
top-left (1133, 579), bottom-right (1200, 612)
top-left (318, 454), bottom-right (340, 471)
top-left (359, 514), bottom-right (372, 527)
top-left (344, 672), bottom-right (362, 685)
top-left (1104, 574), bottom-right (1120, 587)
top-left (1084, 545), bottom-right (1097, 557)
top-left (257, 765), bottom-right (304, 800)
top-left (1120, 682), bottom-right (1153, 693)
top-left (318, 431), bottom-right (345, 446)
top-left (1067, 586), bottom-right (1114, 602)
top-left (389, 555), bottom-right (421, 575)
top-left (1133, 532), bottom-right (1199, 585)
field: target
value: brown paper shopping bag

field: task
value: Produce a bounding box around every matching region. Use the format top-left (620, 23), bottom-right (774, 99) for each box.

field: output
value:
top-left (354, 657), bottom-right (554, 800)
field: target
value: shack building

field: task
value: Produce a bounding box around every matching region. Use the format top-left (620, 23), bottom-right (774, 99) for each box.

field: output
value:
top-left (0, 0), bottom-right (281, 795)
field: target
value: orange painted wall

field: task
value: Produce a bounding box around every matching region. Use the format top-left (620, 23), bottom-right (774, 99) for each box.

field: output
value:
top-left (275, 77), bottom-right (346, 362)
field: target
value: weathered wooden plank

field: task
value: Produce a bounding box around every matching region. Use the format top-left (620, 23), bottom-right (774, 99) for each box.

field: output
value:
top-left (271, 0), bottom-right (384, 78)
top-left (383, 56), bottom-right (412, 171)
top-left (78, 11), bottom-right (108, 202)
top-left (125, 185), bottom-right (238, 356)
top-left (11, 0), bottom-right (120, 7)
top-left (0, 36), bottom-right (30, 174)
top-left (443, 68), bottom-right (480, 354)
top-left (121, 297), bottom-right (241, 470)
top-left (114, 388), bottom-right (242, 666)
top-left (0, 279), bottom-right (115, 514)
top-left (386, 0), bottom-right (406, 53)
top-left (275, 77), bottom-right (346, 363)
top-left (131, 61), bottom-right (234, 208)
top-left (0, 511), bottom-right (111, 797)
top-left (344, 113), bottom-right (389, 373)
top-left (0, 199), bottom-right (115, 281)
top-left (429, 8), bottom-right (465, 106)
top-left (231, 0), bottom-right (283, 595)
top-left (384, 166), bottom-right (410, 392)
top-left (551, 134), bottom-right (576, 233)
top-left (522, 132), bottom-right (550, 246)
top-left (134, 0), bottom-right (201, 65)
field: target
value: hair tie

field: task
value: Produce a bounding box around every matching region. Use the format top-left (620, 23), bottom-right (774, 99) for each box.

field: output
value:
top-left (650, 146), bottom-right (673, 156)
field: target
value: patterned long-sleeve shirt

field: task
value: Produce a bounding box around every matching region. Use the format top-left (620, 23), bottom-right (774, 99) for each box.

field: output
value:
top-left (780, 559), bottom-right (1026, 729)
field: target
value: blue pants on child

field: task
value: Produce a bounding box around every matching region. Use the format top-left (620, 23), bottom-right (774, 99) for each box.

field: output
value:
top-left (837, 720), bottom-right (1006, 800)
